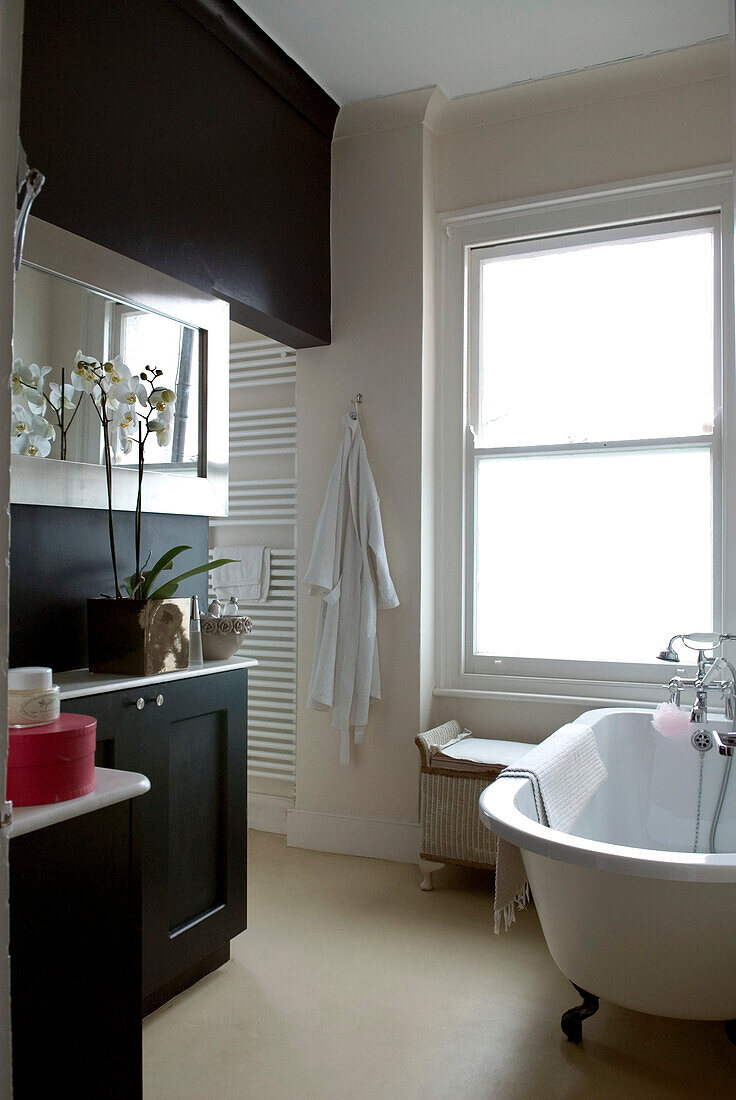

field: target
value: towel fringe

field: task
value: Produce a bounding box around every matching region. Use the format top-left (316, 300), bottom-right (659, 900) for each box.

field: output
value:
top-left (493, 882), bottom-right (530, 935)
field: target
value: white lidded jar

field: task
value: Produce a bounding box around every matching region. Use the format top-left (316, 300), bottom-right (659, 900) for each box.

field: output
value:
top-left (8, 666), bottom-right (61, 728)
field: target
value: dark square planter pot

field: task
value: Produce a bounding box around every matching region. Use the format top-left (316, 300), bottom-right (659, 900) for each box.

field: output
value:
top-left (87, 598), bottom-right (191, 676)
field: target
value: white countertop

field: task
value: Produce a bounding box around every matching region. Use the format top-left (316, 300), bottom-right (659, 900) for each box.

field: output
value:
top-left (55, 656), bottom-right (257, 700)
top-left (7, 767), bottom-right (150, 838)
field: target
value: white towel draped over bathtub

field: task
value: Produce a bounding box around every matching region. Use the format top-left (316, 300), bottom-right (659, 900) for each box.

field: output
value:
top-left (493, 722), bottom-right (607, 933)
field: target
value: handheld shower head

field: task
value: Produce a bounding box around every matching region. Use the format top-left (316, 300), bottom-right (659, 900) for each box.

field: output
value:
top-left (657, 633), bottom-right (735, 664)
top-left (658, 646), bottom-right (680, 662)
top-left (658, 635), bottom-right (683, 662)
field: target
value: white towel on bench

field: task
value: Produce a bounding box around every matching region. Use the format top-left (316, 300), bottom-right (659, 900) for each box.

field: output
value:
top-left (493, 722), bottom-right (606, 933)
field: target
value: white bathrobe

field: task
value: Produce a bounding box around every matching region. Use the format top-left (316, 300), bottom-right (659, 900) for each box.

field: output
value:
top-left (305, 415), bottom-right (399, 764)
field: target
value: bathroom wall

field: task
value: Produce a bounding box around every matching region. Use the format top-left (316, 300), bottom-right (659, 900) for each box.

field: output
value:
top-left (292, 89), bottom-right (444, 859)
top-left (292, 41), bottom-right (732, 860)
top-left (434, 40), bottom-right (731, 215)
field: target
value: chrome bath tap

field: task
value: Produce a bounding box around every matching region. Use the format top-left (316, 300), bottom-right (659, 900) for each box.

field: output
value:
top-left (658, 632), bottom-right (736, 753)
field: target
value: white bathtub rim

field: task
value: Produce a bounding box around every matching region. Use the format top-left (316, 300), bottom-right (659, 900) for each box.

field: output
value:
top-left (479, 777), bottom-right (736, 882)
top-left (479, 708), bottom-right (736, 882)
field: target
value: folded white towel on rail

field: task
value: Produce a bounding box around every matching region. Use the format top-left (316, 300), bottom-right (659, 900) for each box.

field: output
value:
top-left (493, 722), bottom-right (606, 933)
top-left (213, 545), bottom-right (270, 603)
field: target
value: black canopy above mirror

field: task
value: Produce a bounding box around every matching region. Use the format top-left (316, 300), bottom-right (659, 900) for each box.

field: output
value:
top-left (20, 0), bottom-right (338, 349)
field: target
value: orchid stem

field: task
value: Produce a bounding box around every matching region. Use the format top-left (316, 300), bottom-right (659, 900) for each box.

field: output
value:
top-left (135, 420), bottom-right (144, 596)
top-left (99, 392), bottom-right (121, 598)
top-left (60, 367), bottom-right (66, 460)
top-left (62, 390), bottom-right (83, 437)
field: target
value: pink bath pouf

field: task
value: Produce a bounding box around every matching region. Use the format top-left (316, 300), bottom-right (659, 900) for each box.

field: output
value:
top-left (652, 701), bottom-right (692, 738)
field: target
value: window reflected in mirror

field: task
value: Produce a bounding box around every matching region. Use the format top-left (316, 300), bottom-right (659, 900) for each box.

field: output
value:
top-left (13, 263), bottom-right (201, 472)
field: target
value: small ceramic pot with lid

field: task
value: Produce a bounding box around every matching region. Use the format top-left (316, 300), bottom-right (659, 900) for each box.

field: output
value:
top-left (8, 666), bottom-right (61, 728)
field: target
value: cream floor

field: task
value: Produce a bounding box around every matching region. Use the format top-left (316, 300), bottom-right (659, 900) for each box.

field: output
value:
top-left (143, 832), bottom-right (736, 1099)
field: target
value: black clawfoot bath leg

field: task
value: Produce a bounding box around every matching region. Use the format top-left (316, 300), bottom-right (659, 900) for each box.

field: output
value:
top-left (561, 983), bottom-right (600, 1042)
top-left (725, 1020), bottom-right (736, 1046)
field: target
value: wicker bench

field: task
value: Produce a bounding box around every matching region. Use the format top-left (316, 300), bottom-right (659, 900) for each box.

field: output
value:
top-left (415, 719), bottom-right (531, 890)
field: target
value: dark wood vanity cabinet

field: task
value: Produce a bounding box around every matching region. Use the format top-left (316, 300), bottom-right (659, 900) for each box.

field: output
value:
top-left (63, 666), bottom-right (248, 1014)
top-left (10, 800), bottom-right (143, 1098)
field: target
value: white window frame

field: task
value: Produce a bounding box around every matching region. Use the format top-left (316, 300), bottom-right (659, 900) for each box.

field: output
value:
top-left (435, 169), bottom-right (734, 708)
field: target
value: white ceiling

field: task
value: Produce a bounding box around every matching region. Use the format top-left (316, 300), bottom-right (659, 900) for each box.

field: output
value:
top-left (237, 0), bottom-right (730, 106)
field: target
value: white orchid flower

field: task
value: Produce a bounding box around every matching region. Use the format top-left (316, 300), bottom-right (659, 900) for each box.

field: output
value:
top-left (11, 403), bottom-right (55, 442)
top-left (11, 404), bottom-right (34, 437)
top-left (10, 358), bottom-right (31, 395)
top-left (100, 356), bottom-right (131, 402)
top-left (14, 434), bottom-right (52, 458)
top-left (117, 427), bottom-right (134, 455)
top-left (13, 386), bottom-right (46, 417)
top-left (111, 404), bottom-right (138, 434)
top-left (103, 355), bottom-right (131, 386)
top-left (149, 387), bottom-right (176, 414)
top-left (154, 401), bottom-right (174, 425)
top-left (71, 350), bottom-right (101, 393)
top-left (10, 359), bottom-right (49, 411)
top-left (48, 381), bottom-right (77, 412)
top-left (34, 363), bottom-right (51, 389)
top-left (148, 416), bottom-right (173, 447)
top-left (12, 424), bottom-right (53, 457)
top-left (110, 372), bottom-right (148, 410)
top-left (19, 360), bottom-right (50, 392)
top-left (76, 349), bottom-right (100, 369)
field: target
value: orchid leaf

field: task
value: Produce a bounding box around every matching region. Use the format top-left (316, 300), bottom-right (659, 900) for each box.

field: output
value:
top-left (139, 545), bottom-right (191, 599)
top-left (147, 557), bottom-right (237, 599)
top-left (122, 551), bottom-right (153, 599)
top-left (149, 580), bottom-right (179, 599)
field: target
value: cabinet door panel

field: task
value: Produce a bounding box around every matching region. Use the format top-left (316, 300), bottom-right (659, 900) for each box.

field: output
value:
top-left (63, 669), bottom-right (247, 1011)
top-left (146, 670), bottom-right (247, 996)
top-left (62, 687), bottom-right (145, 772)
top-left (168, 708), bottom-right (227, 932)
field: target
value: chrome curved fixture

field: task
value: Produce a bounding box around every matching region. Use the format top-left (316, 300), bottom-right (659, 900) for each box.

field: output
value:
top-left (14, 139), bottom-right (45, 272)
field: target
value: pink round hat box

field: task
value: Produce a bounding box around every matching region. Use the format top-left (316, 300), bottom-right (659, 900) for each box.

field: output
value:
top-left (7, 713), bottom-right (97, 806)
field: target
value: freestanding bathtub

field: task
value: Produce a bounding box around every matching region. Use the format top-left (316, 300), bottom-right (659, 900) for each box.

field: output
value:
top-left (479, 707), bottom-right (736, 1032)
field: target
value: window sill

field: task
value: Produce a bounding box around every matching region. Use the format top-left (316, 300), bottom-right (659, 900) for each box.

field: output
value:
top-left (433, 678), bottom-right (669, 710)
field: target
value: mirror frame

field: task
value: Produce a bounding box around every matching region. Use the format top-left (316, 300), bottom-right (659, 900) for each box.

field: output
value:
top-left (11, 217), bottom-right (229, 517)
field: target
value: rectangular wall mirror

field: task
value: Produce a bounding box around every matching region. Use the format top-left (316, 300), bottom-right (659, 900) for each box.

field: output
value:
top-left (11, 218), bottom-right (229, 516)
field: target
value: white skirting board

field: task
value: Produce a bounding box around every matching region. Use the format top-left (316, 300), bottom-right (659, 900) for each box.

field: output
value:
top-left (286, 808), bottom-right (421, 864)
top-left (248, 793), bottom-right (294, 835)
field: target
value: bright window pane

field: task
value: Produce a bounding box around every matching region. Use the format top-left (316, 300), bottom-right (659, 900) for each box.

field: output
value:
top-left (475, 448), bottom-right (712, 664)
top-left (478, 230), bottom-right (714, 447)
top-left (115, 312), bottom-right (200, 467)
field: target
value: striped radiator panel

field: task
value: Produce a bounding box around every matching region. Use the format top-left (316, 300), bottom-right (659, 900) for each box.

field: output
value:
top-left (210, 337), bottom-right (297, 785)
top-left (216, 478), bottom-right (297, 526)
top-left (229, 407), bottom-right (297, 458)
top-left (229, 341), bottom-right (296, 388)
